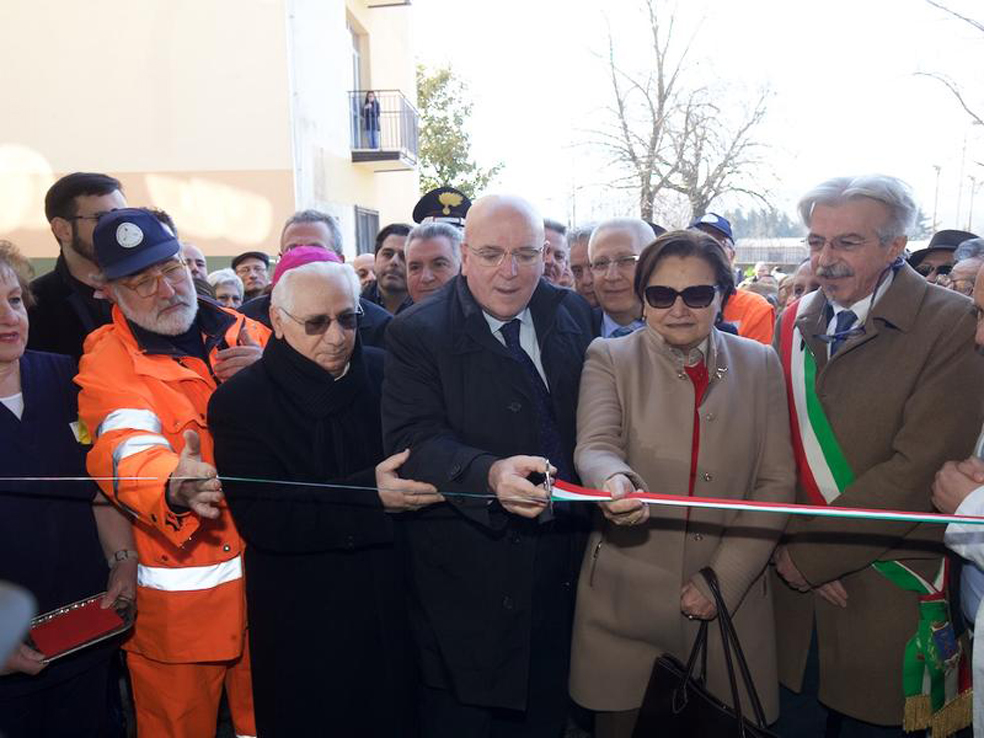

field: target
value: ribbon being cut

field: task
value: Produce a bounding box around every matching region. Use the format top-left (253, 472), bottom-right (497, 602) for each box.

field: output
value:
top-left (3, 444), bottom-right (982, 737)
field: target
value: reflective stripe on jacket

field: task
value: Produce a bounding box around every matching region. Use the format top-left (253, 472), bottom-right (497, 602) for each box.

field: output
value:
top-left (77, 299), bottom-right (269, 662)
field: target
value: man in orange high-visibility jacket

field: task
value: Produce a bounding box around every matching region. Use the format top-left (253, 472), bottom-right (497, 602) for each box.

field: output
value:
top-left (76, 208), bottom-right (269, 738)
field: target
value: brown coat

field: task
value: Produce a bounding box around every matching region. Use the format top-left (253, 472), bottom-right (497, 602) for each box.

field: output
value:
top-left (569, 327), bottom-right (796, 722)
top-left (774, 265), bottom-right (984, 725)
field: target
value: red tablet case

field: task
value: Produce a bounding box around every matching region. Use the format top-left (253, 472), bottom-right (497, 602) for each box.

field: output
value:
top-left (29, 594), bottom-right (132, 662)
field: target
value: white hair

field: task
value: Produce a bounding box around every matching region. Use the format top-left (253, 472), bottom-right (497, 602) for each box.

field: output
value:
top-left (587, 217), bottom-right (656, 259)
top-left (270, 261), bottom-right (360, 314)
top-left (798, 174), bottom-right (918, 241)
top-left (206, 268), bottom-right (243, 297)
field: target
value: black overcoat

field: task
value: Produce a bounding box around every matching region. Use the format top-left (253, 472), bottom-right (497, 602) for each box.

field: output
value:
top-left (381, 275), bottom-right (594, 711)
top-left (208, 336), bottom-right (415, 738)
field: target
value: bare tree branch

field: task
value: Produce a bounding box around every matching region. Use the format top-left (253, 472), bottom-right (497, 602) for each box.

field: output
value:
top-left (915, 71), bottom-right (984, 127)
top-left (925, 0), bottom-right (984, 34)
top-left (593, 0), bottom-right (769, 220)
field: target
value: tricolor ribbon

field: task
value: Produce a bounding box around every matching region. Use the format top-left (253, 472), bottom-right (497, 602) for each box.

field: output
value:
top-left (550, 479), bottom-right (984, 527)
top-left (3, 475), bottom-right (984, 527)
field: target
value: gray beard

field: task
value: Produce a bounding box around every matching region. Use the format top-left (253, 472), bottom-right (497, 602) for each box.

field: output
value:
top-left (121, 298), bottom-right (198, 336)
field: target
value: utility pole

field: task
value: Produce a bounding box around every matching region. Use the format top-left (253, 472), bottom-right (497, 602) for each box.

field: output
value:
top-left (957, 133), bottom-right (968, 226)
top-left (969, 175), bottom-right (979, 233)
top-left (932, 164), bottom-right (942, 231)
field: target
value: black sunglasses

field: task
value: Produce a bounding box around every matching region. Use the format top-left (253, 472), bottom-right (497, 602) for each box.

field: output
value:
top-left (644, 285), bottom-right (718, 309)
top-left (915, 263), bottom-right (952, 277)
top-left (279, 307), bottom-right (362, 335)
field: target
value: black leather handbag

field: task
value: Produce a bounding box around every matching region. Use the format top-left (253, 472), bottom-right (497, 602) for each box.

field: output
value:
top-left (632, 567), bottom-right (778, 738)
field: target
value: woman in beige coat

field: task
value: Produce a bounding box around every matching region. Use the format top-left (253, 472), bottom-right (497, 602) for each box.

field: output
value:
top-left (569, 230), bottom-right (796, 737)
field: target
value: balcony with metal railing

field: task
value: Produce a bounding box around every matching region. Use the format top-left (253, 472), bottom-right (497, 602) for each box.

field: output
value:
top-left (349, 89), bottom-right (418, 171)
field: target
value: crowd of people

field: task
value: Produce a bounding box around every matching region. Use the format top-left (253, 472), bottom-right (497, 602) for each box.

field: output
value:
top-left (1, 170), bottom-right (984, 738)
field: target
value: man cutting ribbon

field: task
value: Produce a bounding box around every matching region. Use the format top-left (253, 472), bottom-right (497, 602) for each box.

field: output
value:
top-left (771, 175), bottom-right (984, 738)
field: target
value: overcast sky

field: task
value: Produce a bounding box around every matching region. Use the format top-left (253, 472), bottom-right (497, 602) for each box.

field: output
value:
top-left (413, 0), bottom-right (984, 234)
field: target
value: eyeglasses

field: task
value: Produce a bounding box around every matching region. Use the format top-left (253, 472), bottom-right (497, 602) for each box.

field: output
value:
top-left (590, 254), bottom-right (639, 274)
top-left (278, 306), bottom-right (363, 335)
top-left (235, 264), bottom-right (268, 276)
top-left (644, 285), bottom-right (718, 309)
top-left (120, 261), bottom-right (188, 298)
top-left (915, 263), bottom-right (952, 278)
top-left (467, 246), bottom-right (543, 268)
top-left (805, 235), bottom-right (879, 253)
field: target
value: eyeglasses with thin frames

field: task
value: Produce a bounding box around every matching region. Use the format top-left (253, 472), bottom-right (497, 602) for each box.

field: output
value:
top-left (805, 235), bottom-right (881, 253)
top-left (467, 246), bottom-right (543, 268)
top-left (120, 261), bottom-right (188, 298)
top-left (278, 306), bottom-right (363, 335)
top-left (590, 254), bottom-right (639, 275)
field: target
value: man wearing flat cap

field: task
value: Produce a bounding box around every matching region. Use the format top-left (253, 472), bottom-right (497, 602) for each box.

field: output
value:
top-left (231, 250), bottom-right (271, 301)
top-left (76, 208), bottom-right (269, 738)
top-left (908, 229), bottom-right (979, 284)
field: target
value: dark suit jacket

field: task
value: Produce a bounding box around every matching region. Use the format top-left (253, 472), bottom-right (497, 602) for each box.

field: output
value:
top-left (382, 275), bottom-right (594, 710)
top-left (209, 339), bottom-right (416, 737)
top-left (239, 292), bottom-right (392, 348)
top-left (27, 255), bottom-right (113, 361)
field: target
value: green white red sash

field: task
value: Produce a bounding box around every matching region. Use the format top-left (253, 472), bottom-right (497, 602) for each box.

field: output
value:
top-left (778, 293), bottom-right (971, 735)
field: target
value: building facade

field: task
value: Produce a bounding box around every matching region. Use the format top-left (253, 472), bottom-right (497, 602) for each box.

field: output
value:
top-left (0, 0), bottom-right (418, 266)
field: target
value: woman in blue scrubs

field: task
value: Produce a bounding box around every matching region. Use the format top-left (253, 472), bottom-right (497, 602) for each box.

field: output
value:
top-left (0, 240), bottom-right (136, 738)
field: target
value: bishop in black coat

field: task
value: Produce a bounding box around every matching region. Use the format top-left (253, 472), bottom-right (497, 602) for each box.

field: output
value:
top-left (208, 334), bottom-right (415, 737)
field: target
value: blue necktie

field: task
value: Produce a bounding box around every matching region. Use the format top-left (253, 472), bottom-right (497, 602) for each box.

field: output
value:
top-left (830, 309), bottom-right (858, 356)
top-left (611, 324), bottom-right (635, 338)
top-left (500, 319), bottom-right (571, 484)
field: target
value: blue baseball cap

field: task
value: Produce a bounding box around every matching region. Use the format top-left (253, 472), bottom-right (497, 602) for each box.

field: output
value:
top-left (690, 212), bottom-right (734, 243)
top-left (94, 208), bottom-right (181, 280)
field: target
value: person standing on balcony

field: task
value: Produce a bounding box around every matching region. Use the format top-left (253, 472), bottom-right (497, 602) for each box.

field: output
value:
top-left (362, 90), bottom-right (381, 149)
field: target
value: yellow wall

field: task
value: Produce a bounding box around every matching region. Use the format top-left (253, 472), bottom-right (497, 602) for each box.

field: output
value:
top-left (0, 0), bottom-right (295, 259)
top-left (1, 0), bottom-right (419, 262)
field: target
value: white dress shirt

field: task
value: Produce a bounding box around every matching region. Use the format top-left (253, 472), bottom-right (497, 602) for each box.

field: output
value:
top-left (824, 270), bottom-right (895, 358)
top-left (483, 307), bottom-right (548, 387)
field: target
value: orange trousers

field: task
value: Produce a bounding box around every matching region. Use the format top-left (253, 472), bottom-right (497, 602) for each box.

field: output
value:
top-left (126, 640), bottom-right (255, 738)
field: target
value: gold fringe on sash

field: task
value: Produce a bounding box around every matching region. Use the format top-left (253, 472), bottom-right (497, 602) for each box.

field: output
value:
top-left (904, 690), bottom-right (973, 736)
top-left (903, 694), bottom-right (932, 732)
top-left (929, 689), bottom-right (972, 737)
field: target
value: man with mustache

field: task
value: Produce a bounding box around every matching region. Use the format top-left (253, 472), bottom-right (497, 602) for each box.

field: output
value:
top-left (231, 251), bottom-right (271, 301)
top-left (362, 223), bottom-right (412, 315)
top-left (28, 172), bottom-right (127, 361)
top-left (76, 208), bottom-right (269, 738)
top-left (772, 175), bottom-right (984, 736)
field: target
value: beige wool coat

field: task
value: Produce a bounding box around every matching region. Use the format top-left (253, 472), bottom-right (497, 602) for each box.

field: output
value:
top-left (569, 326), bottom-right (796, 722)
top-left (773, 265), bottom-right (984, 725)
